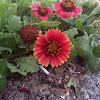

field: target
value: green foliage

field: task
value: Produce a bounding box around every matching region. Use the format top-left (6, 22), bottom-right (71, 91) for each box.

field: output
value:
top-left (88, 57), bottom-right (100, 73)
top-left (35, 0), bottom-right (55, 7)
top-left (0, 33), bottom-right (16, 53)
top-left (82, 1), bottom-right (96, 15)
top-left (16, 0), bottom-right (32, 17)
top-left (7, 56), bottom-right (40, 76)
top-left (92, 44), bottom-right (100, 58)
top-left (0, 76), bottom-right (7, 91)
top-left (90, 6), bottom-right (100, 15)
top-left (0, 59), bottom-right (9, 91)
top-left (76, 19), bottom-right (82, 30)
top-left (35, 20), bottom-right (61, 28)
top-left (65, 28), bottom-right (78, 60)
top-left (6, 15), bottom-right (22, 33)
top-left (65, 28), bottom-right (78, 41)
top-left (0, 2), bottom-right (18, 31)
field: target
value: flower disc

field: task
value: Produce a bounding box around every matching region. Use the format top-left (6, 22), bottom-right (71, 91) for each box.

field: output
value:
top-left (19, 25), bottom-right (39, 45)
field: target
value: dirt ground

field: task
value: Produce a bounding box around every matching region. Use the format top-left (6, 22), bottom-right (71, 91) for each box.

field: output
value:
top-left (0, 56), bottom-right (100, 100)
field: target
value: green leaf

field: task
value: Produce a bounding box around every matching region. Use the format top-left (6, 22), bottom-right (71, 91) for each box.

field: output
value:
top-left (0, 76), bottom-right (7, 91)
top-left (23, 15), bottom-right (29, 26)
top-left (36, 20), bottom-right (61, 28)
top-left (88, 57), bottom-right (100, 73)
top-left (0, 59), bottom-right (8, 90)
top-left (7, 56), bottom-right (40, 75)
top-left (15, 56), bottom-right (39, 73)
top-left (46, 21), bottom-right (61, 28)
top-left (5, 3), bottom-right (18, 19)
top-left (7, 62), bottom-right (27, 76)
top-left (64, 28), bottom-right (78, 41)
top-left (0, 59), bottom-right (9, 77)
top-left (67, 82), bottom-right (74, 88)
top-left (6, 15), bottom-right (22, 33)
top-left (88, 12), bottom-right (96, 19)
top-left (13, 34), bottom-right (26, 48)
top-left (0, 33), bottom-right (16, 53)
top-left (0, 3), bottom-right (18, 31)
top-left (74, 34), bottom-right (91, 59)
top-left (76, 19), bottom-right (82, 30)
top-left (90, 6), bottom-right (100, 15)
top-left (68, 46), bottom-right (77, 60)
top-left (92, 44), bottom-right (100, 58)
top-left (73, 76), bottom-right (78, 96)
top-left (85, 25), bottom-right (97, 35)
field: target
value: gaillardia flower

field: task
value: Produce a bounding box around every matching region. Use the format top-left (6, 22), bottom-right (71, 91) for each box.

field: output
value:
top-left (19, 25), bottom-right (39, 45)
top-left (54, 0), bottom-right (82, 19)
top-left (33, 29), bottom-right (71, 67)
top-left (31, 4), bottom-right (52, 21)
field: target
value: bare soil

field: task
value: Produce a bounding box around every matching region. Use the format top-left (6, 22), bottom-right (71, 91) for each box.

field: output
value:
top-left (0, 56), bottom-right (100, 100)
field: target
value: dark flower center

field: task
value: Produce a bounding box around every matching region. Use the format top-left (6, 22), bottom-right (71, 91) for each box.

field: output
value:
top-left (20, 25), bottom-right (39, 44)
top-left (61, 0), bottom-right (76, 11)
top-left (45, 40), bottom-right (61, 56)
top-left (38, 7), bottom-right (48, 16)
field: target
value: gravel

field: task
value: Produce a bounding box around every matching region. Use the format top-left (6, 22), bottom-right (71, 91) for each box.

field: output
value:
top-left (0, 64), bottom-right (100, 100)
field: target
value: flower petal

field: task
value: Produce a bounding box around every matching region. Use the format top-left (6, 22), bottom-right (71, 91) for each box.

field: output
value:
top-left (31, 5), bottom-right (38, 11)
top-left (70, 11), bottom-right (78, 18)
top-left (74, 7), bottom-right (82, 13)
top-left (34, 4), bottom-right (40, 7)
top-left (51, 56), bottom-right (61, 67)
top-left (40, 16), bottom-right (49, 21)
top-left (57, 53), bottom-right (67, 63)
top-left (47, 7), bottom-right (53, 15)
top-left (54, 3), bottom-right (62, 11)
top-left (56, 10), bottom-right (69, 19)
top-left (32, 12), bottom-right (39, 18)
top-left (37, 34), bottom-right (47, 44)
top-left (40, 56), bottom-right (50, 67)
top-left (38, 54), bottom-right (45, 61)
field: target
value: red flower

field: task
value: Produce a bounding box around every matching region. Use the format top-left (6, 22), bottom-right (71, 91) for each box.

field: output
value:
top-left (31, 4), bottom-right (53, 21)
top-left (54, 0), bottom-right (82, 19)
top-left (19, 25), bottom-right (39, 45)
top-left (33, 29), bottom-right (71, 67)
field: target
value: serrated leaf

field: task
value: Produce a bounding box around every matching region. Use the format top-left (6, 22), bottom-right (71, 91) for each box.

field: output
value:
top-left (0, 33), bottom-right (16, 53)
top-left (6, 15), bottom-right (22, 33)
top-left (64, 28), bottom-right (78, 41)
top-left (15, 56), bottom-right (39, 73)
top-left (7, 63), bottom-right (18, 73)
top-left (92, 44), bottom-right (100, 58)
top-left (0, 3), bottom-right (18, 31)
top-left (76, 19), bottom-right (82, 30)
top-left (0, 76), bottom-right (7, 91)
top-left (88, 57), bottom-right (100, 73)
top-left (74, 34), bottom-right (91, 59)
top-left (7, 62), bottom-right (27, 76)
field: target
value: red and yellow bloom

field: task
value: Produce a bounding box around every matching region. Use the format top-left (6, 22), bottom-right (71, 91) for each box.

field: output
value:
top-left (33, 29), bottom-right (71, 67)
top-left (31, 4), bottom-right (52, 21)
top-left (54, 0), bottom-right (82, 19)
